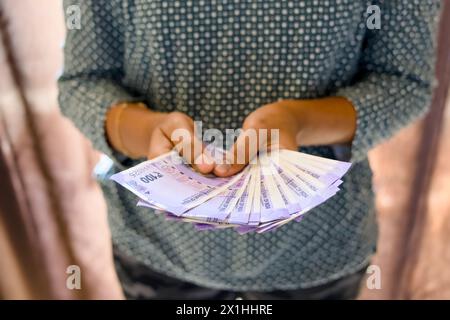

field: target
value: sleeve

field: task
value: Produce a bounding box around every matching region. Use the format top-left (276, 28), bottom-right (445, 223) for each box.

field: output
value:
top-left (337, 0), bottom-right (442, 163)
top-left (58, 0), bottom-right (139, 166)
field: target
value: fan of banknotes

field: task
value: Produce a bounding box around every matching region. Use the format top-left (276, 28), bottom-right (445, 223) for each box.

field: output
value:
top-left (110, 148), bottom-right (351, 234)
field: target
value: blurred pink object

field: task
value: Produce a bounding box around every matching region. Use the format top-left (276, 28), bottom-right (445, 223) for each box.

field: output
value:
top-left (0, 0), bottom-right (123, 299)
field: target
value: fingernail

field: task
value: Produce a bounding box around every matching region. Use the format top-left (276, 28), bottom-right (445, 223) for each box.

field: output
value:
top-left (215, 164), bottom-right (230, 175)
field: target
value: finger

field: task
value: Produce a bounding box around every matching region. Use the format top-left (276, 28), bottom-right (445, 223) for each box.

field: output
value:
top-left (181, 137), bottom-right (215, 174)
top-left (193, 148), bottom-right (216, 174)
top-left (276, 138), bottom-right (298, 151)
top-left (268, 131), bottom-right (298, 151)
top-left (214, 128), bottom-right (260, 177)
top-left (147, 127), bottom-right (174, 159)
top-left (165, 121), bottom-right (215, 174)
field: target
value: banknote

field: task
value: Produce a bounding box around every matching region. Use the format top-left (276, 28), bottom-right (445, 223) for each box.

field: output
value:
top-left (111, 148), bottom-right (352, 233)
top-left (111, 151), bottom-right (244, 215)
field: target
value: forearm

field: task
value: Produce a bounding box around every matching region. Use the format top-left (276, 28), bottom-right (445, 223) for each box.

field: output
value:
top-left (284, 97), bottom-right (357, 147)
top-left (105, 97), bottom-right (356, 159)
top-left (105, 103), bottom-right (165, 158)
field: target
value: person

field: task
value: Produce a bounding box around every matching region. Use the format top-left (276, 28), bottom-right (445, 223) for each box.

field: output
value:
top-left (59, 0), bottom-right (441, 299)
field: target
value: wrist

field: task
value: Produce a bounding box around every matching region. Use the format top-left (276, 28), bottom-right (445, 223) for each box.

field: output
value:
top-left (279, 97), bottom-right (356, 146)
top-left (106, 102), bottom-right (165, 158)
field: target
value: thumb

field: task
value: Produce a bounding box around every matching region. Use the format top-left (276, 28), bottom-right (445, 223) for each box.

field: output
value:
top-left (214, 128), bottom-right (261, 177)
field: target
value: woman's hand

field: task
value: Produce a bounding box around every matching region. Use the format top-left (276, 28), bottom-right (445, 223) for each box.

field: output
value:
top-left (213, 100), bottom-right (302, 177)
top-left (214, 97), bottom-right (357, 177)
top-left (105, 103), bottom-right (214, 174)
top-left (147, 111), bottom-right (215, 173)
top-left (106, 97), bottom-right (356, 177)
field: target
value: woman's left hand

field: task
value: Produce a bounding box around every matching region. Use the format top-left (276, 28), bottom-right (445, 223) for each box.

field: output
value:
top-left (213, 97), bottom-right (357, 177)
top-left (213, 100), bottom-right (302, 177)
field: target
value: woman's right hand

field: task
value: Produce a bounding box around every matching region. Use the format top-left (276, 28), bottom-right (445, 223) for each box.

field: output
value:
top-left (147, 111), bottom-right (216, 173)
top-left (105, 103), bottom-right (215, 174)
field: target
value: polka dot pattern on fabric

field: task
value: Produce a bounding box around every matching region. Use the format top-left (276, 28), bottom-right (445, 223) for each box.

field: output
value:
top-left (59, 0), bottom-right (440, 290)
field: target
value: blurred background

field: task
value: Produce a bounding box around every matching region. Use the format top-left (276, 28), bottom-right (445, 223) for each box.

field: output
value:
top-left (0, 0), bottom-right (449, 299)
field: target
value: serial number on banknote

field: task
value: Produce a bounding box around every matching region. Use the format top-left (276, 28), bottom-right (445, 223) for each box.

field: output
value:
top-left (140, 172), bottom-right (163, 183)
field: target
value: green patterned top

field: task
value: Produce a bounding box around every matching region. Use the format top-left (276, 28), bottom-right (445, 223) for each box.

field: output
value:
top-left (59, 0), bottom-right (440, 290)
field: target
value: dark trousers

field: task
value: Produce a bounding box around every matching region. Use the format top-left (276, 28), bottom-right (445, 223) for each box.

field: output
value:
top-left (114, 250), bottom-right (367, 300)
